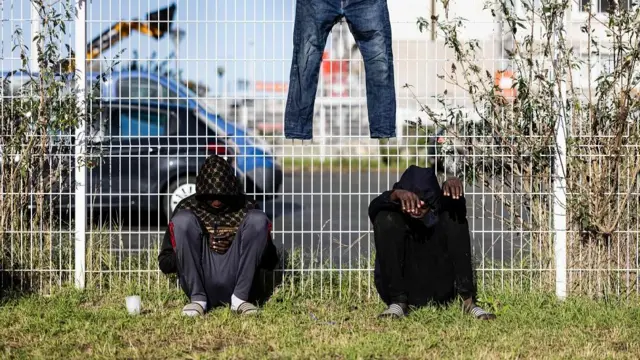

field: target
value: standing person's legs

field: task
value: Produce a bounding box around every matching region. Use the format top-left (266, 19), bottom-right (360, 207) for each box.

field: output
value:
top-left (343, 0), bottom-right (396, 138)
top-left (373, 211), bottom-right (410, 317)
top-left (171, 210), bottom-right (209, 316)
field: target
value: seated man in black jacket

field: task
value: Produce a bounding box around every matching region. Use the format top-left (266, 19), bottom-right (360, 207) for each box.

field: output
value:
top-left (158, 155), bottom-right (279, 316)
top-left (369, 165), bottom-right (495, 320)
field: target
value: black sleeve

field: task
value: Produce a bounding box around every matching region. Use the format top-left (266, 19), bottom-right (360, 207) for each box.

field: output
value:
top-left (368, 190), bottom-right (401, 224)
top-left (259, 234), bottom-right (280, 270)
top-left (251, 199), bottom-right (279, 269)
top-left (158, 222), bottom-right (177, 274)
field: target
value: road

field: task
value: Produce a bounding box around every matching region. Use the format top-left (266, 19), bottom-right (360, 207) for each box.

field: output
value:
top-left (113, 170), bottom-right (526, 267)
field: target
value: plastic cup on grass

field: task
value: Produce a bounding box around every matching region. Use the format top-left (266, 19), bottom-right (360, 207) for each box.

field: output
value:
top-left (125, 295), bottom-right (141, 315)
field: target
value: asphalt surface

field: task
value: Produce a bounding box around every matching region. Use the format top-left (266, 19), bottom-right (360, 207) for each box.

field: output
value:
top-left (110, 170), bottom-right (526, 267)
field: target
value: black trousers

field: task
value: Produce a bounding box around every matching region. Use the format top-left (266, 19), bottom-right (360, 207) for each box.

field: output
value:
top-left (373, 197), bottom-right (476, 306)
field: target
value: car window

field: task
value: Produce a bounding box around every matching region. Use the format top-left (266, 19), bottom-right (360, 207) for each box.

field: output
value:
top-left (176, 109), bottom-right (214, 137)
top-left (111, 108), bottom-right (170, 138)
top-left (118, 78), bottom-right (169, 100)
top-left (118, 78), bottom-right (187, 105)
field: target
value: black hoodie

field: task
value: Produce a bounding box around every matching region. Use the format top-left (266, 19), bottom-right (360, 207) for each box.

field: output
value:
top-left (368, 165), bottom-right (442, 228)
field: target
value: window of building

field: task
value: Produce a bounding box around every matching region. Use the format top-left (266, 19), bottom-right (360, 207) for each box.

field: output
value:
top-left (580, 0), bottom-right (631, 12)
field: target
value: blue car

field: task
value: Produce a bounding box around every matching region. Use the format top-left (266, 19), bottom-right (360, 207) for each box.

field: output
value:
top-left (4, 71), bottom-right (283, 219)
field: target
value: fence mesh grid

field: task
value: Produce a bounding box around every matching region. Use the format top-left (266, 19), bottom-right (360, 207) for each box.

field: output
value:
top-left (0, 0), bottom-right (638, 298)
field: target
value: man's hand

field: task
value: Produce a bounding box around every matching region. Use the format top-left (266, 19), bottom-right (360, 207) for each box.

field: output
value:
top-left (391, 189), bottom-right (423, 216)
top-left (442, 177), bottom-right (464, 199)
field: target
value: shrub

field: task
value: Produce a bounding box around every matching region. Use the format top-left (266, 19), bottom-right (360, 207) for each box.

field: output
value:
top-left (414, 0), bottom-right (640, 297)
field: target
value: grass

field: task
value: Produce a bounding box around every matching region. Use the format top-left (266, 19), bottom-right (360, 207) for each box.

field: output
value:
top-left (0, 287), bottom-right (639, 359)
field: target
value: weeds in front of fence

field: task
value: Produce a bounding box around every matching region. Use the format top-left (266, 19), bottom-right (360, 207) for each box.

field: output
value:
top-left (0, 1), bottom-right (124, 293)
top-left (412, 0), bottom-right (640, 297)
top-left (1, 0), bottom-right (81, 293)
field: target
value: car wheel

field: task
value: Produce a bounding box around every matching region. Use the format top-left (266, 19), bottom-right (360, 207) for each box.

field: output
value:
top-left (163, 176), bottom-right (196, 220)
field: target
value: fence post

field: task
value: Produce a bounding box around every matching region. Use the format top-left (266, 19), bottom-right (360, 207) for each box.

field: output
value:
top-left (553, 107), bottom-right (567, 300)
top-left (30, 1), bottom-right (40, 72)
top-left (552, 4), bottom-right (568, 300)
top-left (74, 0), bottom-right (87, 289)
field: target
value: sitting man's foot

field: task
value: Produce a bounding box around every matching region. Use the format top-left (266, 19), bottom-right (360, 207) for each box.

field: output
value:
top-left (230, 294), bottom-right (259, 316)
top-left (378, 303), bottom-right (407, 319)
top-left (182, 302), bottom-right (206, 317)
top-left (232, 301), bottom-right (259, 316)
top-left (463, 298), bottom-right (496, 320)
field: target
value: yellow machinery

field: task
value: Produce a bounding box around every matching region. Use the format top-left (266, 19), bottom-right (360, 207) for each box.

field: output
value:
top-left (85, 3), bottom-right (176, 62)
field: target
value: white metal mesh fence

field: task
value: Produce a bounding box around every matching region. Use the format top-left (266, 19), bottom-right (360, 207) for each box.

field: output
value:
top-left (0, 0), bottom-right (638, 298)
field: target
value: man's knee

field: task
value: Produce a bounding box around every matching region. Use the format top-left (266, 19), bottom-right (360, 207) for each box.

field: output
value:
top-left (373, 211), bottom-right (405, 232)
top-left (171, 210), bottom-right (201, 248)
top-left (242, 210), bottom-right (270, 235)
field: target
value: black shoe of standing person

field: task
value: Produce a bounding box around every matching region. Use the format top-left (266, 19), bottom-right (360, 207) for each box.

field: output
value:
top-left (378, 303), bottom-right (408, 319)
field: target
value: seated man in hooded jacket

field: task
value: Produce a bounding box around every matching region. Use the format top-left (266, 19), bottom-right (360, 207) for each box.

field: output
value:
top-left (369, 165), bottom-right (495, 320)
top-left (158, 154), bottom-right (279, 316)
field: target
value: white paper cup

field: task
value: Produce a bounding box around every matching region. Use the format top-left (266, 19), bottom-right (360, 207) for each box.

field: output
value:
top-left (125, 295), bottom-right (141, 315)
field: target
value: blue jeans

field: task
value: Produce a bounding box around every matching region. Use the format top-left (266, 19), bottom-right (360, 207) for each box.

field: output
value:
top-left (284, 0), bottom-right (396, 140)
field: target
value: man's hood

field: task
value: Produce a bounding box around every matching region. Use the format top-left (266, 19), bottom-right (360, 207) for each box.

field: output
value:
top-left (392, 165), bottom-right (442, 227)
top-left (171, 154), bottom-right (252, 241)
top-left (393, 165), bottom-right (441, 205)
top-left (195, 155), bottom-right (243, 200)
